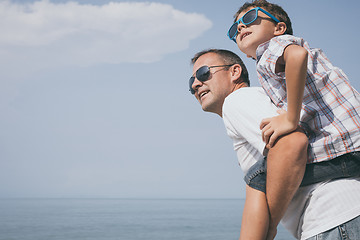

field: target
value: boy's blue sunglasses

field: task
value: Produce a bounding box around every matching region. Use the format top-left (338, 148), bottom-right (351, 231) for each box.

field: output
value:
top-left (227, 7), bottom-right (280, 43)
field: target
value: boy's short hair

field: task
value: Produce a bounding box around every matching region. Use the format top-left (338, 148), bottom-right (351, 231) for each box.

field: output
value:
top-left (234, 0), bottom-right (293, 35)
top-left (191, 49), bottom-right (250, 86)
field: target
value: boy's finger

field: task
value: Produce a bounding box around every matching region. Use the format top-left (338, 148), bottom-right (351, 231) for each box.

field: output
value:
top-left (268, 132), bottom-right (279, 148)
top-left (263, 127), bottom-right (274, 144)
top-left (261, 124), bottom-right (271, 141)
top-left (260, 118), bottom-right (271, 130)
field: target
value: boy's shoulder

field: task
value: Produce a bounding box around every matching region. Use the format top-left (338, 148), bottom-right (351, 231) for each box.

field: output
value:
top-left (266, 35), bottom-right (305, 49)
top-left (256, 35), bottom-right (308, 61)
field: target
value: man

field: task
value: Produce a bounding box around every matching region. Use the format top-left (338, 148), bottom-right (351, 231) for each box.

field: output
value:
top-left (189, 49), bottom-right (360, 239)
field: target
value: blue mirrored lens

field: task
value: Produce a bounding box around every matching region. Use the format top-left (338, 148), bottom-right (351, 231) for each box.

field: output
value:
top-left (242, 8), bottom-right (257, 24)
top-left (228, 8), bottom-right (257, 40)
top-left (228, 23), bottom-right (238, 40)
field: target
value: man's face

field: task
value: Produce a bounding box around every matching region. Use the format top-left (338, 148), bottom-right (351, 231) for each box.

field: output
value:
top-left (191, 53), bottom-right (235, 116)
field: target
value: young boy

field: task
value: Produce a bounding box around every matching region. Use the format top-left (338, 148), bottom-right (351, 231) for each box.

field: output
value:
top-left (227, 0), bottom-right (360, 239)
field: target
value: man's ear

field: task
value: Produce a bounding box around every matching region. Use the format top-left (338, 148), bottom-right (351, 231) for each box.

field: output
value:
top-left (231, 64), bottom-right (242, 83)
top-left (274, 22), bottom-right (287, 36)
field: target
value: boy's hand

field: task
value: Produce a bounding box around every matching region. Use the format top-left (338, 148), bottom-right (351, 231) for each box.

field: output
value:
top-left (260, 110), bottom-right (298, 148)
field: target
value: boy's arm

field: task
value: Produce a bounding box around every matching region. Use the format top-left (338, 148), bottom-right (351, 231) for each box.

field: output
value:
top-left (260, 45), bottom-right (308, 148)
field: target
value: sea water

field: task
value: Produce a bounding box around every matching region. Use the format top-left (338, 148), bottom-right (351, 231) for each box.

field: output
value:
top-left (0, 198), bottom-right (295, 240)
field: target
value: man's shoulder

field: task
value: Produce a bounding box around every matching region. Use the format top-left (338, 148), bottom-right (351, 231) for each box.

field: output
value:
top-left (223, 87), bottom-right (278, 119)
top-left (225, 87), bottom-right (267, 104)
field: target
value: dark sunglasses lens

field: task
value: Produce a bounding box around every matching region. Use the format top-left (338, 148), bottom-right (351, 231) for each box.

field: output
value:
top-left (189, 66), bottom-right (210, 94)
top-left (196, 66), bottom-right (210, 81)
top-left (242, 9), bottom-right (257, 24)
top-left (228, 22), bottom-right (238, 39)
top-left (189, 77), bottom-right (195, 94)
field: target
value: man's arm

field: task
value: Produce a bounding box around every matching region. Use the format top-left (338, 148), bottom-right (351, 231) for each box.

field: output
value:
top-left (265, 128), bottom-right (308, 240)
top-left (223, 88), bottom-right (308, 240)
top-left (240, 185), bottom-right (269, 240)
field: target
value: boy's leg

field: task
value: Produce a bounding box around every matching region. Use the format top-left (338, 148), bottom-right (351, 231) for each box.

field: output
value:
top-left (266, 129), bottom-right (308, 239)
top-left (240, 185), bottom-right (269, 240)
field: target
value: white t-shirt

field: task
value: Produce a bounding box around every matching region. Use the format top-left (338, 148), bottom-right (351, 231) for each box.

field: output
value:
top-left (222, 87), bottom-right (360, 239)
top-left (222, 87), bottom-right (273, 173)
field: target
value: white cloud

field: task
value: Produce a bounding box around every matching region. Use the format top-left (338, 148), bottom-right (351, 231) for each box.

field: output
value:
top-left (0, 0), bottom-right (212, 68)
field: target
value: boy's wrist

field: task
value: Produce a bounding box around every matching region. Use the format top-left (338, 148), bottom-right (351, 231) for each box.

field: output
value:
top-left (287, 107), bottom-right (302, 125)
top-left (286, 113), bottom-right (299, 128)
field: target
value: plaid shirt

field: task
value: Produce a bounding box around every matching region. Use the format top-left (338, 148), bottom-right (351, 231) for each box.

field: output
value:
top-left (256, 35), bottom-right (360, 163)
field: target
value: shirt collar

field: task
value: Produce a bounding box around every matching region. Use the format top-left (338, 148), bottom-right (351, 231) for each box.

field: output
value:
top-left (256, 39), bottom-right (271, 63)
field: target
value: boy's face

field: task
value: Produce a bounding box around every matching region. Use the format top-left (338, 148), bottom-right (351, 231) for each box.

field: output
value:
top-left (235, 7), bottom-right (279, 59)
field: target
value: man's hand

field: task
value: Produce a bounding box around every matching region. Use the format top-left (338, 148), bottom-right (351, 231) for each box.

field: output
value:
top-left (260, 110), bottom-right (298, 148)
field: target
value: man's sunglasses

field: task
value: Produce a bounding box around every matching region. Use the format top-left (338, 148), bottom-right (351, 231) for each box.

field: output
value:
top-left (227, 7), bottom-right (280, 43)
top-left (189, 65), bottom-right (233, 94)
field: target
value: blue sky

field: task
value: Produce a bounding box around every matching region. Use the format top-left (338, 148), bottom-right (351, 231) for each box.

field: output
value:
top-left (1, 0), bottom-right (359, 198)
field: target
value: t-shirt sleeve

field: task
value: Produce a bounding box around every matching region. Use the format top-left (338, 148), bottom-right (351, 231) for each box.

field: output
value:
top-left (222, 88), bottom-right (279, 155)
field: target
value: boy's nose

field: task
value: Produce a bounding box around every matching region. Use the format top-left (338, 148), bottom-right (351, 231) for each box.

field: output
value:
top-left (237, 21), bottom-right (247, 32)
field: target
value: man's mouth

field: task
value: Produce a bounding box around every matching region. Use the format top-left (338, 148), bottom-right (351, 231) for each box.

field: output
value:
top-left (199, 91), bottom-right (209, 99)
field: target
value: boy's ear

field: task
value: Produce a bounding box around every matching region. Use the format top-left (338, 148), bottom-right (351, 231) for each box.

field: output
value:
top-left (274, 22), bottom-right (287, 36)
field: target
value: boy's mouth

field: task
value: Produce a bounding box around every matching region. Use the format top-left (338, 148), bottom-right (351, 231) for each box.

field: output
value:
top-left (241, 32), bottom-right (251, 41)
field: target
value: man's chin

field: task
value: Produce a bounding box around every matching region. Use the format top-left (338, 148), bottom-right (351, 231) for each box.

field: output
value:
top-left (201, 103), bottom-right (210, 112)
top-left (200, 99), bottom-right (209, 111)
top-left (201, 103), bottom-right (215, 114)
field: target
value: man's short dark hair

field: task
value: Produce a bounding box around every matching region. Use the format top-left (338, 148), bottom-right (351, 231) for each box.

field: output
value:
top-left (191, 49), bottom-right (250, 86)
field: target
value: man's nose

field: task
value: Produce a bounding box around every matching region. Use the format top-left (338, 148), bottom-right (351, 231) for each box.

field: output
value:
top-left (192, 77), bottom-right (203, 94)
